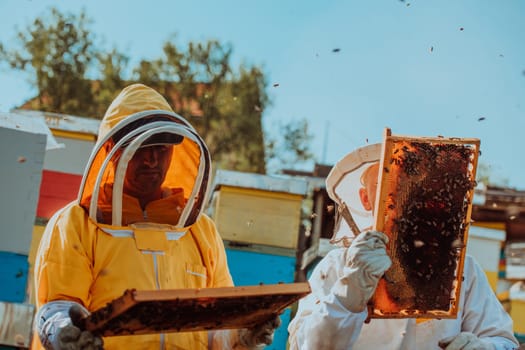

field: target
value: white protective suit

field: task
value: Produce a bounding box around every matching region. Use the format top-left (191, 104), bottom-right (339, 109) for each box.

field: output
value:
top-left (288, 250), bottom-right (518, 349)
top-left (288, 143), bottom-right (519, 350)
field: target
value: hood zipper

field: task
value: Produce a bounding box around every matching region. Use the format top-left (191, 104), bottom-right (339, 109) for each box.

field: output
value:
top-left (149, 207), bottom-right (165, 350)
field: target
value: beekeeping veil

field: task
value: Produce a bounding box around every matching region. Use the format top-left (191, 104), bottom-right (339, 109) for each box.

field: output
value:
top-left (325, 143), bottom-right (381, 247)
top-left (77, 84), bottom-right (211, 228)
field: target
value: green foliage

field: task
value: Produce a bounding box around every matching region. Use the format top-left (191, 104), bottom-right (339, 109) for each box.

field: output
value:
top-left (0, 8), bottom-right (97, 116)
top-left (265, 118), bottom-right (315, 174)
top-left (477, 162), bottom-right (509, 187)
top-left (0, 7), bottom-right (315, 174)
top-left (94, 48), bottom-right (129, 116)
top-left (130, 37), bottom-right (269, 173)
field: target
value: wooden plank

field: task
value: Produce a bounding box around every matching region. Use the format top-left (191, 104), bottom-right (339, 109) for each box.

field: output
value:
top-left (212, 169), bottom-right (308, 197)
top-left (224, 241), bottom-right (297, 257)
top-left (370, 128), bottom-right (479, 319)
top-left (0, 302), bottom-right (35, 348)
top-left (81, 283), bottom-right (311, 337)
top-left (387, 133), bottom-right (480, 145)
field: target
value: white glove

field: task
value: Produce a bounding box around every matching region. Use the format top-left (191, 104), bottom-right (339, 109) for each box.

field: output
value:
top-left (38, 302), bottom-right (103, 350)
top-left (238, 314), bottom-right (281, 349)
top-left (438, 332), bottom-right (495, 350)
top-left (332, 230), bottom-right (392, 312)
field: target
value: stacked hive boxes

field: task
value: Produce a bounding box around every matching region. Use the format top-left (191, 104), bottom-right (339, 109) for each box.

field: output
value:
top-left (466, 226), bottom-right (506, 291)
top-left (208, 169), bottom-right (309, 349)
top-left (0, 112), bottom-right (56, 348)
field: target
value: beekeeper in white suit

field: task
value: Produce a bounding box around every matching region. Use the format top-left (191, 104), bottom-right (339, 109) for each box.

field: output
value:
top-left (288, 143), bottom-right (519, 350)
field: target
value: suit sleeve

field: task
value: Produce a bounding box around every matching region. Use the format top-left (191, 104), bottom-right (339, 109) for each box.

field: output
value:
top-left (461, 255), bottom-right (519, 349)
top-left (34, 204), bottom-right (94, 308)
top-left (196, 214), bottom-right (234, 288)
top-left (287, 249), bottom-right (368, 350)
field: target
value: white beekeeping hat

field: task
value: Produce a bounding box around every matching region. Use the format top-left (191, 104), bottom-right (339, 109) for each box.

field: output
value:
top-left (325, 143), bottom-right (381, 246)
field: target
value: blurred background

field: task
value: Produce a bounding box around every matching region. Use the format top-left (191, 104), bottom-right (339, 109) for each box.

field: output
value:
top-left (0, 1), bottom-right (524, 348)
top-left (0, 0), bottom-right (524, 185)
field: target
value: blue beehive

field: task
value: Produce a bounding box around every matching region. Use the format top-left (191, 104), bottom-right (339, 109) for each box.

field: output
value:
top-left (209, 169), bottom-right (310, 349)
top-left (0, 252), bottom-right (29, 303)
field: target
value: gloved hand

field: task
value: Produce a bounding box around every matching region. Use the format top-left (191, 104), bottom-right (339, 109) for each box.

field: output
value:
top-left (54, 304), bottom-right (103, 350)
top-left (238, 314), bottom-right (281, 349)
top-left (332, 230), bottom-right (392, 312)
top-left (438, 332), bottom-right (495, 350)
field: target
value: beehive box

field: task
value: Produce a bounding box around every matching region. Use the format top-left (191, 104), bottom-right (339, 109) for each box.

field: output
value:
top-left (0, 251), bottom-right (30, 304)
top-left (505, 242), bottom-right (525, 279)
top-left (210, 170), bottom-right (308, 249)
top-left (511, 299), bottom-right (525, 335)
top-left (510, 282), bottom-right (525, 335)
top-left (370, 128), bottom-right (480, 319)
top-left (466, 226), bottom-right (506, 291)
top-left (0, 301), bottom-right (35, 348)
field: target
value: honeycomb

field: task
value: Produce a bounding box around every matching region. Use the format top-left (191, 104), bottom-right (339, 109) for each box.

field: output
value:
top-left (370, 130), bottom-right (479, 319)
top-left (81, 283), bottom-right (310, 336)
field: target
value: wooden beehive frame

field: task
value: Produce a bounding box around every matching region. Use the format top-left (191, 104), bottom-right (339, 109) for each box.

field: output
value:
top-left (370, 128), bottom-right (480, 319)
top-left (82, 282), bottom-right (311, 337)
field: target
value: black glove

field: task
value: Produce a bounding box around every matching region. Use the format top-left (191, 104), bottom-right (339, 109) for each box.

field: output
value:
top-left (53, 305), bottom-right (103, 350)
top-left (239, 314), bottom-right (281, 349)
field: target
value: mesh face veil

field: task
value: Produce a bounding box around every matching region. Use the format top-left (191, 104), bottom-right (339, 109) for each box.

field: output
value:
top-left (325, 143), bottom-right (381, 246)
top-left (78, 112), bottom-right (212, 228)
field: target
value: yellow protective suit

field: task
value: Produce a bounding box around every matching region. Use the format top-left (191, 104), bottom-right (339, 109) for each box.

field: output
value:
top-left (33, 84), bottom-right (235, 349)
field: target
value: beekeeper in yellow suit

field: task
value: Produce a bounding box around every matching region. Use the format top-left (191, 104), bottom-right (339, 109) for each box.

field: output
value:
top-left (33, 84), bottom-right (279, 350)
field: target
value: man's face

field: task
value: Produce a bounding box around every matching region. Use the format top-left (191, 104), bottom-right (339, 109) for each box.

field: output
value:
top-left (359, 163), bottom-right (380, 212)
top-left (123, 145), bottom-right (173, 199)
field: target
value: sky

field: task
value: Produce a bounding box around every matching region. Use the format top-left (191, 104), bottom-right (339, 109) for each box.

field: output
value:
top-left (0, 0), bottom-right (524, 189)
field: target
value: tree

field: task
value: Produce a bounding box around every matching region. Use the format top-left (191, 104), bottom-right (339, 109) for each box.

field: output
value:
top-left (93, 48), bottom-right (129, 116)
top-left (265, 118), bottom-right (316, 174)
top-left (0, 8), bottom-right (98, 117)
top-left (476, 162), bottom-right (509, 187)
top-left (133, 38), bottom-right (269, 173)
top-left (0, 7), bottom-right (315, 174)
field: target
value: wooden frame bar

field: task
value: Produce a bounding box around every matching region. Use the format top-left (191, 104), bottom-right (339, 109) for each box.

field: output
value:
top-left (82, 283), bottom-right (311, 337)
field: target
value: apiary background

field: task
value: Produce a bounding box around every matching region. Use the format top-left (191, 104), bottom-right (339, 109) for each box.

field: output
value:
top-left (509, 282), bottom-right (525, 335)
top-left (0, 112), bottom-right (63, 349)
top-left (466, 226), bottom-right (506, 291)
top-left (471, 185), bottom-right (525, 343)
top-left (208, 169), bottom-right (310, 349)
top-left (210, 169), bottom-right (307, 249)
top-left (0, 301), bottom-right (35, 348)
top-left (505, 242), bottom-right (525, 280)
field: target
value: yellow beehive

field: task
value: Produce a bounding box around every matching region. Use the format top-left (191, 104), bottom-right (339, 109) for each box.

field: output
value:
top-left (209, 170), bottom-right (308, 249)
top-left (511, 299), bottom-right (525, 334)
top-left (509, 282), bottom-right (525, 334)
